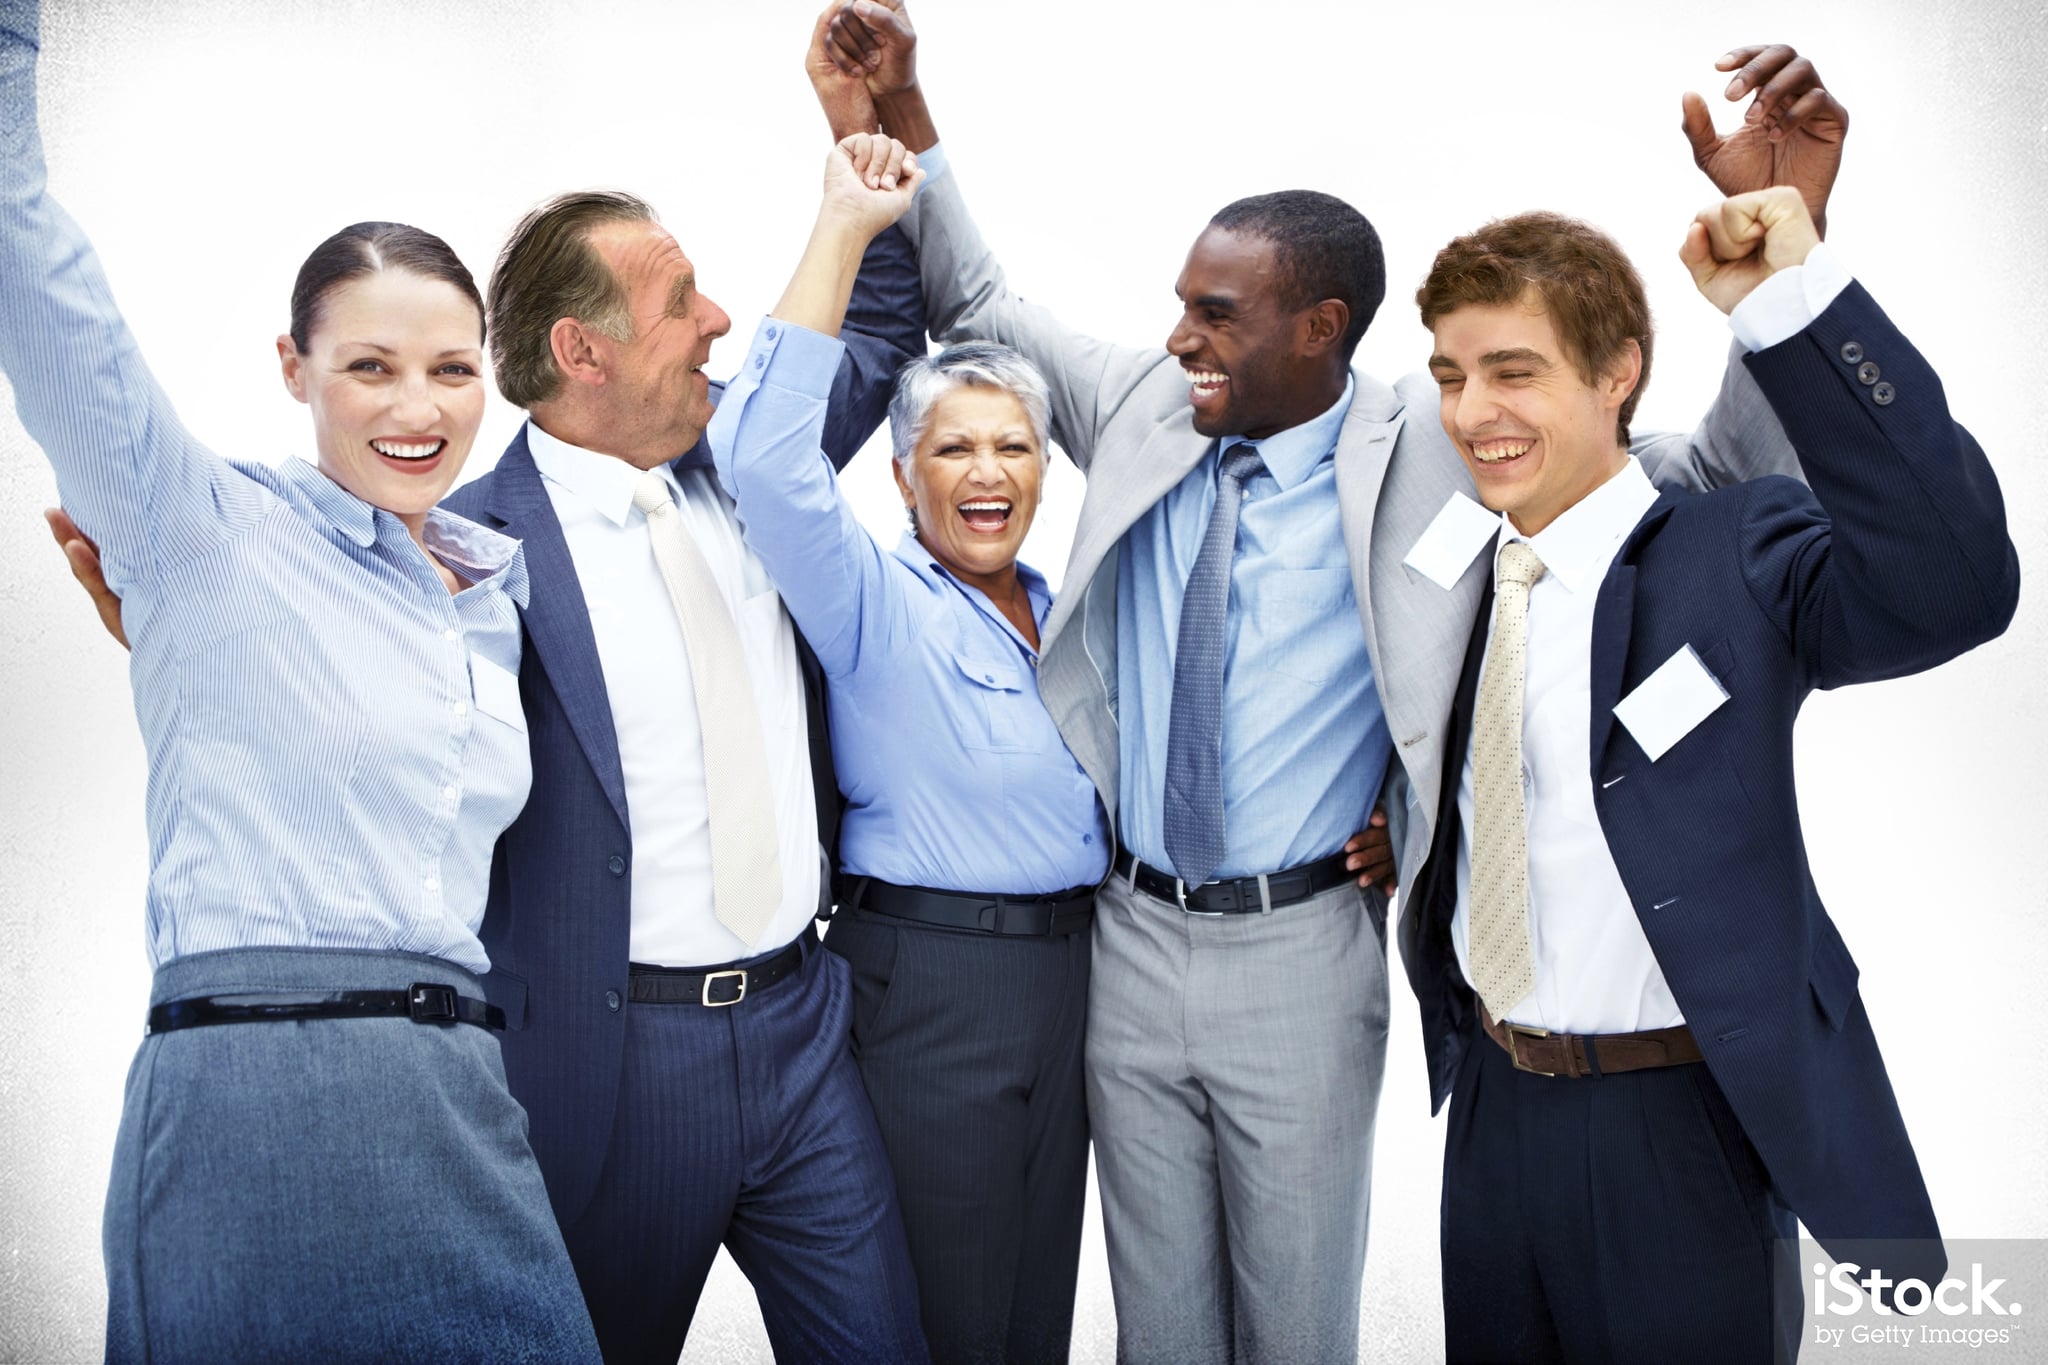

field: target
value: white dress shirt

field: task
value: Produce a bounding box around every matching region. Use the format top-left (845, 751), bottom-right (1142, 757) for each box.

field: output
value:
top-left (1452, 458), bottom-right (1676, 1032)
top-left (1451, 248), bottom-right (1852, 1031)
top-left (527, 421), bottom-right (821, 966)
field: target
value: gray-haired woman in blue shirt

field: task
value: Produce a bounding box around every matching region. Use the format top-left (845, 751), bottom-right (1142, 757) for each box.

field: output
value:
top-left (0, 4), bottom-right (595, 1359)
top-left (709, 155), bottom-right (1103, 1354)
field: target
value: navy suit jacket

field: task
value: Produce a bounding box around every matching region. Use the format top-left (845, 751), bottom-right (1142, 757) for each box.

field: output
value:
top-left (1399, 283), bottom-right (2019, 1274)
top-left (440, 227), bottom-right (926, 1226)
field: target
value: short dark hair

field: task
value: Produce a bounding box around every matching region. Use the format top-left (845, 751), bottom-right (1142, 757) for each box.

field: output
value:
top-left (488, 190), bottom-right (656, 408)
top-left (1415, 211), bottom-right (1653, 444)
top-left (1208, 190), bottom-right (1385, 359)
top-left (288, 222), bottom-right (484, 353)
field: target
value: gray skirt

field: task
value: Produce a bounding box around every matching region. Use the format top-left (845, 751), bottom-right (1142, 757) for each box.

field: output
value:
top-left (102, 946), bottom-right (599, 1364)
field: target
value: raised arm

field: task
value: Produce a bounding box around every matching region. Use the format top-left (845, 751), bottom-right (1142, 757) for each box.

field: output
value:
top-left (812, 0), bottom-right (1158, 472)
top-left (708, 134), bottom-right (925, 676)
top-left (1686, 188), bottom-right (2017, 684)
top-left (1625, 43), bottom-right (1856, 495)
top-left (819, 225), bottom-right (926, 472)
top-left (0, 0), bottom-right (257, 592)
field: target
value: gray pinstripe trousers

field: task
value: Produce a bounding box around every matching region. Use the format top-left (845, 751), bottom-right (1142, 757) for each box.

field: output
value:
top-left (1084, 873), bottom-right (1390, 1365)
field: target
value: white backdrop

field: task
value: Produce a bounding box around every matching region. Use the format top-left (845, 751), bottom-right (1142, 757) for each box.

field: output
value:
top-left (2, 1), bottom-right (2043, 1361)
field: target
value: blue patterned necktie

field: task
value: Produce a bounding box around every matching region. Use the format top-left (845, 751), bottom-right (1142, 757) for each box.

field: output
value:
top-left (1162, 441), bottom-right (1266, 886)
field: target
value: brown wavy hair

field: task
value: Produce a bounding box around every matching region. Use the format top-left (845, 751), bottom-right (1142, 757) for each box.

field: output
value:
top-left (1415, 211), bottom-right (1652, 444)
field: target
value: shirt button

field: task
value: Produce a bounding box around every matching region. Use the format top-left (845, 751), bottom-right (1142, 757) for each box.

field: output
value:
top-left (606, 990), bottom-right (622, 1012)
top-left (753, 354), bottom-right (766, 370)
top-left (443, 627), bottom-right (460, 642)
top-left (452, 700), bottom-right (469, 717)
top-left (984, 673), bottom-right (996, 684)
top-left (765, 324), bottom-right (780, 341)
top-left (443, 785), bottom-right (458, 801)
top-left (608, 855), bottom-right (627, 876)
top-left (424, 876), bottom-right (439, 892)
top-left (1083, 834), bottom-right (1094, 846)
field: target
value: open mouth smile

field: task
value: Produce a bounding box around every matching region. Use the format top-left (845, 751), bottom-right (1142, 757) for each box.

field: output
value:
top-left (1184, 367), bottom-right (1228, 405)
top-left (957, 499), bottom-right (1013, 533)
top-left (1470, 437), bottom-right (1533, 466)
top-left (371, 437), bottom-right (448, 472)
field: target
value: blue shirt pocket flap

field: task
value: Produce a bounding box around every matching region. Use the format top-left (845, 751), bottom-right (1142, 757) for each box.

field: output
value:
top-left (953, 654), bottom-right (1024, 693)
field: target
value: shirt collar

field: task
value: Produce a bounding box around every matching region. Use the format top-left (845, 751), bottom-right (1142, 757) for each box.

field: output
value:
top-left (526, 419), bottom-right (685, 528)
top-left (275, 456), bottom-right (529, 605)
top-left (424, 508), bottom-right (530, 607)
top-left (1226, 375), bottom-right (1354, 491)
top-left (1494, 456), bottom-right (1657, 595)
top-left (279, 456), bottom-right (379, 547)
top-left (892, 531), bottom-right (1054, 633)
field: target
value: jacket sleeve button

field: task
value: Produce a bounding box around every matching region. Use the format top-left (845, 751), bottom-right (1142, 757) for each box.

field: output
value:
top-left (1872, 381), bottom-right (1896, 406)
top-left (1839, 341), bottom-right (1864, 364)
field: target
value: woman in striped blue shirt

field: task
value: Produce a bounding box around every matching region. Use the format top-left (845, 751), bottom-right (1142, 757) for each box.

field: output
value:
top-left (0, 4), bottom-right (596, 1360)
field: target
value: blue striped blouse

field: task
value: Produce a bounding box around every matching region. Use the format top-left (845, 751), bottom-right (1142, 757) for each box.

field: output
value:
top-left (0, 9), bottom-right (530, 973)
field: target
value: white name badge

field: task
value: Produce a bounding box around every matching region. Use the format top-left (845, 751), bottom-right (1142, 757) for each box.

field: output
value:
top-left (1612, 644), bottom-right (1728, 761)
top-left (1403, 491), bottom-right (1500, 590)
top-left (469, 652), bottom-right (527, 733)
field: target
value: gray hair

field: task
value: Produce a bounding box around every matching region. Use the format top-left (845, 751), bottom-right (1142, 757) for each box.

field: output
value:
top-left (887, 342), bottom-right (1052, 470)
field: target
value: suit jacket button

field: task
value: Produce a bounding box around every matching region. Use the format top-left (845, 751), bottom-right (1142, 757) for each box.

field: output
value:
top-left (608, 854), bottom-right (627, 876)
top-left (1872, 381), bottom-right (1896, 405)
top-left (1840, 341), bottom-right (1864, 364)
top-left (606, 990), bottom-right (622, 1012)
top-left (1857, 361), bottom-right (1881, 385)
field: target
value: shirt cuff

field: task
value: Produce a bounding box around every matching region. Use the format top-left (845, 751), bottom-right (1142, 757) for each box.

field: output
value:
top-left (1727, 240), bottom-right (1852, 352)
top-left (742, 315), bottom-right (846, 396)
top-left (913, 139), bottom-right (948, 194)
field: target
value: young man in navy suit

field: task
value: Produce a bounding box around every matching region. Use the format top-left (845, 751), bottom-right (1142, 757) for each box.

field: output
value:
top-left (1400, 187), bottom-right (2018, 1363)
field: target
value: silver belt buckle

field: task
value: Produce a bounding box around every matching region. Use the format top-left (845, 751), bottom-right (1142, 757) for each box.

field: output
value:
top-left (701, 969), bottom-right (748, 1007)
top-left (1175, 878), bottom-right (1226, 916)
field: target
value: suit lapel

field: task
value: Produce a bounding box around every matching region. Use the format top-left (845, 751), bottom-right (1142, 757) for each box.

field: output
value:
top-left (1589, 491), bottom-right (1681, 763)
top-left (1333, 398), bottom-right (1406, 700)
top-left (1042, 407), bottom-right (1210, 650)
top-left (486, 429), bottom-right (630, 829)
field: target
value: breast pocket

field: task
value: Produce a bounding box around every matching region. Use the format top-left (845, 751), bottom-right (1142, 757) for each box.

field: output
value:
top-left (950, 653), bottom-right (1034, 752)
top-left (1250, 567), bottom-right (1357, 685)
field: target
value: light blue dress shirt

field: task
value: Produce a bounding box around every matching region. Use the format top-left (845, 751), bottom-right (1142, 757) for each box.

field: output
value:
top-left (708, 318), bottom-right (1109, 895)
top-left (0, 23), bottom-right (531, 972)
top-left (1116, 377), bottom-right (1393, 878)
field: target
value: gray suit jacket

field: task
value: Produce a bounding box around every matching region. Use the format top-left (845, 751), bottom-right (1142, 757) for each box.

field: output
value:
top-left (900, 166), bottom-right (1800, 890)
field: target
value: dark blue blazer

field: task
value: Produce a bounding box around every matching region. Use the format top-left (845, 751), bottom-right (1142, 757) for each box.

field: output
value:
top-left (1399, 283), bottom-right (2019, 1272)
top-left (440, 227), bottom-right (926, 1226)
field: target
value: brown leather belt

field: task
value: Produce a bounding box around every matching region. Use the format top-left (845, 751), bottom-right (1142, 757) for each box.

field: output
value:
top-left (1481, 1009), bottom-right (1703, 1078)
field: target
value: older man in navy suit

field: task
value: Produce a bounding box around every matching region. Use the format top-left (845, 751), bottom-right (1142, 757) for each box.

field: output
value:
top-left (1400, 188), bottom-right (2018, 1363)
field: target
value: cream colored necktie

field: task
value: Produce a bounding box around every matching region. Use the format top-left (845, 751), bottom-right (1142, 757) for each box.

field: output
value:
top-left (632, 472), bottom-right (781, 948)
top-left (1468, 539), bottom-right (1547, 1023)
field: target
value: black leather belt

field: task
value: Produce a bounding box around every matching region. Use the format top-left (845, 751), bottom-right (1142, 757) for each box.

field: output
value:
top-left (1114, 847), bottom-right (1356, 915)
top-left (146, 983), bottom-right (504, 1035)
top-left (629, 924), bottom-right (815, 1006)
top-left (840, 876), bottom-right (1096, 937)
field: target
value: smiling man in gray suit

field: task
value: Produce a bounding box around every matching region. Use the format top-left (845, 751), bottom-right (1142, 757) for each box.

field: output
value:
top-left (816, 6), bottom-right (1847, 1360)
